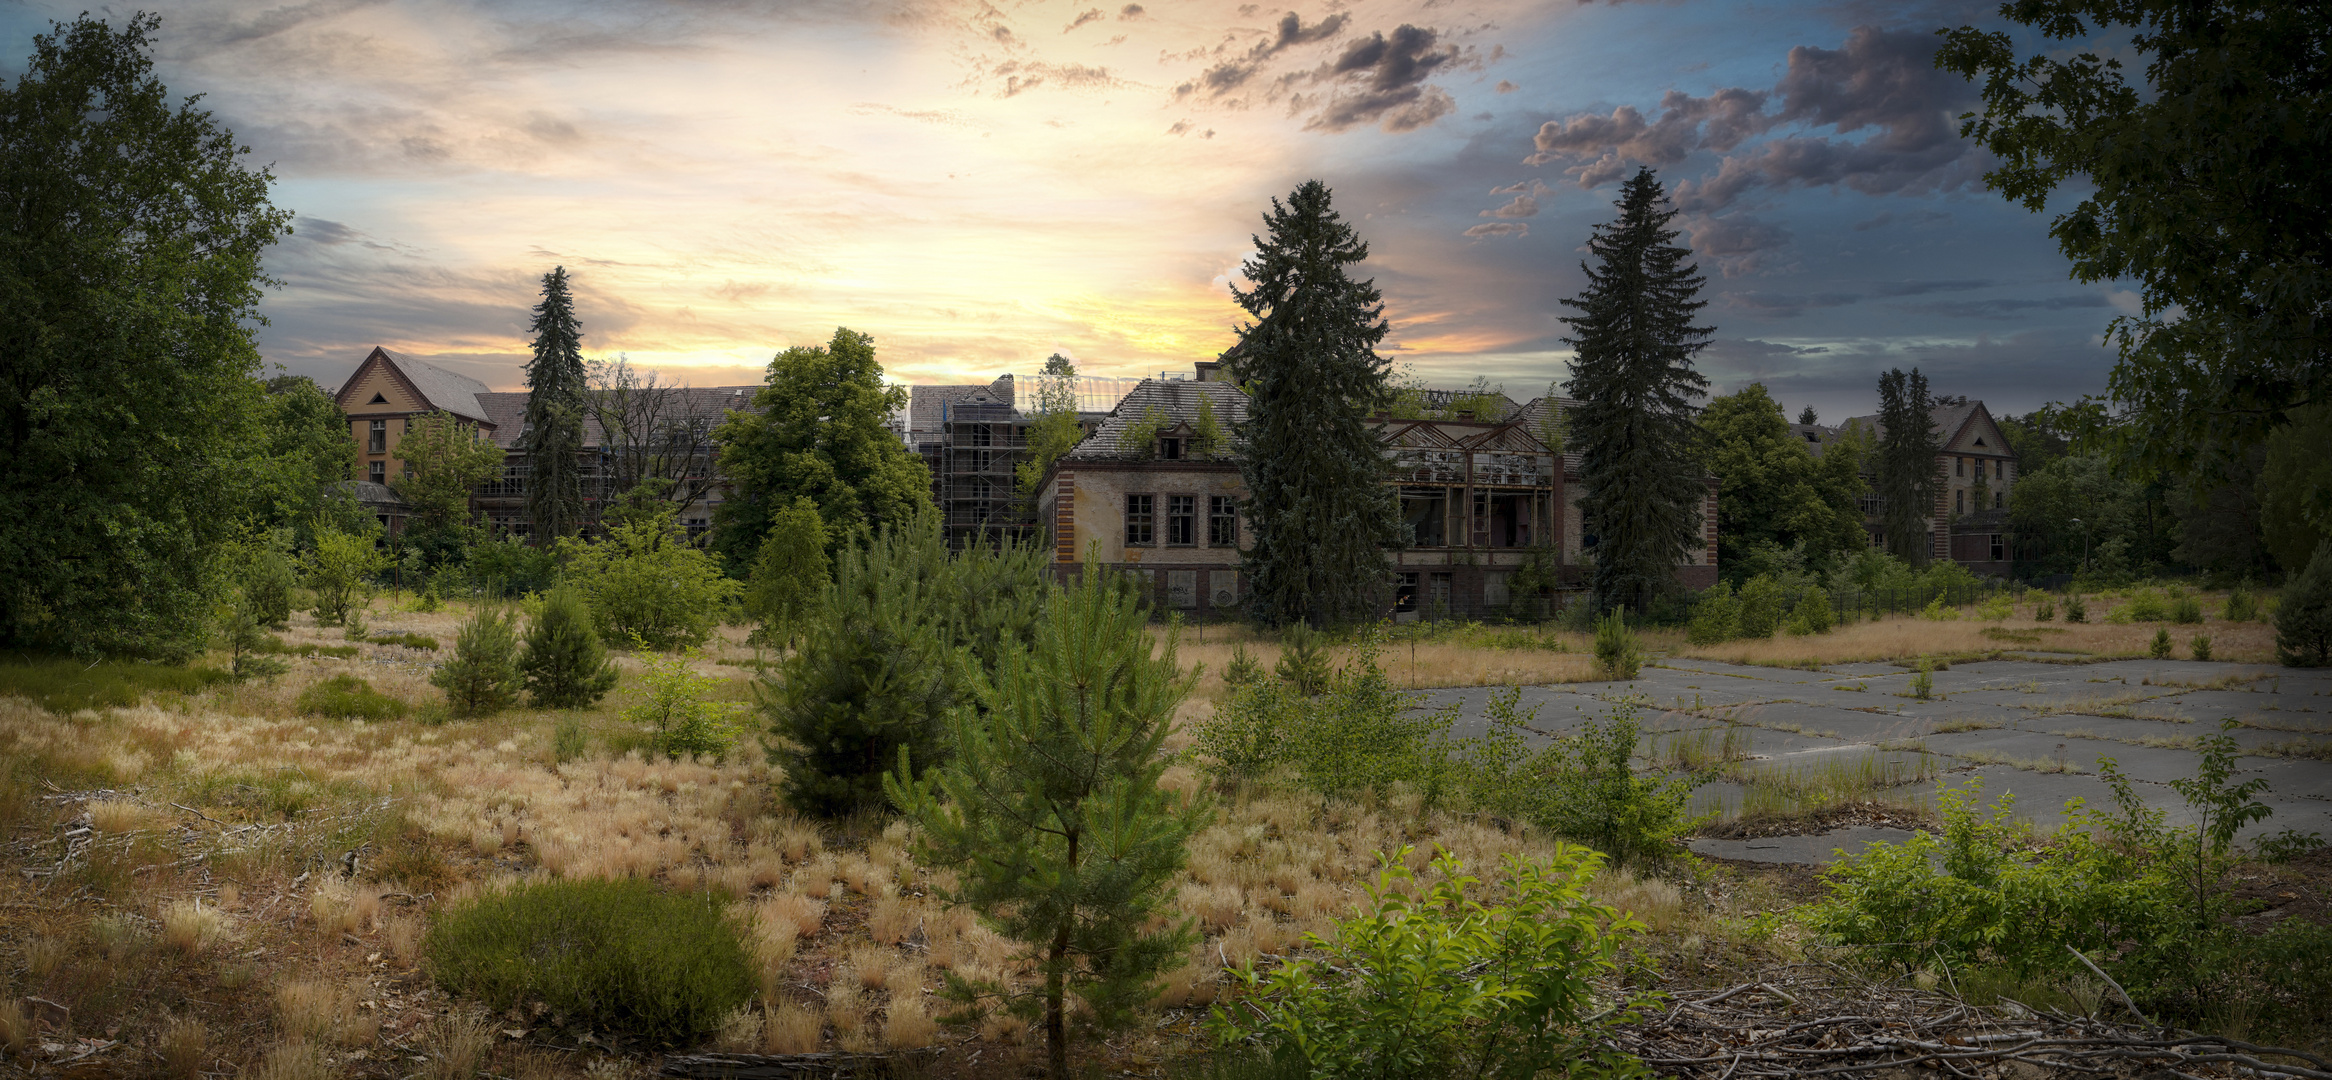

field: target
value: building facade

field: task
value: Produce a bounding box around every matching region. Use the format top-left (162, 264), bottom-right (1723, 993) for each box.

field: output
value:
top-left (1817, 396), bottom-right (2020, 576)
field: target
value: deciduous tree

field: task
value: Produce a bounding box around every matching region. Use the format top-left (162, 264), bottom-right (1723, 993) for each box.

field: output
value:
top-left (1701, 383), bottom-right (1865, 578)
top-left (393, 411), bottom-right (504, 537)
top-left (1222, 179), bottom-right (1404, 627)
top-left (1559, 168), bottom-right (1712, 615)
top-left (521, 267), bottom-right (589, 541)
top-left (1015, 353), bottom-right (1085, 506)
top-left (743, 497), bottom-right (830, 649)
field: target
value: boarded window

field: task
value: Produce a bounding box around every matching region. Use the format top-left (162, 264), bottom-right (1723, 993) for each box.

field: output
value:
top-left (1208, 570), bottom-right (1239, 608)
top-left (1168, 570), bottom-right (1197, 608)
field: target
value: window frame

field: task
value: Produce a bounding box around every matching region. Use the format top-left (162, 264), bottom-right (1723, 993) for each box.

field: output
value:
top-left (1209, 496), bottom-right (1238, 547)
top-left (1165, 494), bottom-right (1196, 546)
top-left (368, 418), bottom-right (387, 454)
top-left (1124, 493), bottom-right (1155, 547)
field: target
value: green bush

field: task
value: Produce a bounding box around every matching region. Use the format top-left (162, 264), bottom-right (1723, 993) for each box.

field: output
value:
top-left (2150, 627), bottom-right (2173, 659)
top-left (2122, 587), bottom-right (2171, 622)
top-left (1213, 846), bottom-right (1648, 1080)
top-left (2033, 598), bottom-right (2056, 621)
top-left (560, 509), bottom-right (742, 651)
top-left (431, 605), bottom-right (522, 718)
top-left (295, 674), bottom-right (407, 720)
top-left (2191, 634), bottom-right (2213, 661)
top-left (1909, 660), bottom-right (1933, 700)
top-left (742, 496), bottom-right (829, 650)
top-left (1686, 581), bottom-right (1739, 645)
top-left (2275, 542), bottom-right (2332, 667)
top-left (1275, 622), bottom-right (1332, 695)
top-left (2169, 593), bottom-right (2203, 625)
top-left (245, 546), bottom-right (297, 629)
top-left (519, 587), bottom-right (618, 709)
top-left (1734, 575), bottom-right (1784, 638)
top-left (1787, 588), bottom-right (1836, 635)
top-left (306, 521), bottom-right (389, 626)
top-left (0, 656), bottom-right (231, 713)
top-left (2222, 585), bottom-right (2259, 622)
top-left (1463, 693), bottom-right (1703, 869)
top-left (627, 647), bottom-right (747, 760)
top-left (1194, 633), bottom-right (1458, 804)
top-left (2064, 594), bottom-right (2088, 623)
top-left (424, 877), bottom-right (754, 1047)
top-left (1591, 610), bottom-right (1640, 680)
top-left (366, 632), bottom-right (439, 651)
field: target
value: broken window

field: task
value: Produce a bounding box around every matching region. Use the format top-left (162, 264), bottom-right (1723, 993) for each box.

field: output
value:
top-left (1209, 496), bottom-right (1238, 546)
top-left (1166, 495), bottom-right (1195, 545)
top-left (1401, 488), bottom-right (1447, 546)
top-left (369, 419), bottom-right (387, 454)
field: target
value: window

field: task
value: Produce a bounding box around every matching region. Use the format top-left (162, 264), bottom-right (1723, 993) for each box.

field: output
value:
top-left (1159, 437), bottom-right (1183, 460)
top-left (1991, 534), bottom-right (2005, 561)
top-left (367, 460), bottom-right (385, 484)
top-left (1995, 460), bottom-right (2004, 479)
top-left (368, 419), bottom-right (387, 454)
top-left (1125, 494), bottom-right (1154, 546)
top-left (1166, 495), bottom-right (1195, 545)
top-left (1209, 496), bottom-right (1239, 546)
top-left (1995, 490), bottom-right (2004, 509)
top-left (1956, 489), bottom-right (1965, 513)
top-left (1955, 457), bottom-right (1965, 477)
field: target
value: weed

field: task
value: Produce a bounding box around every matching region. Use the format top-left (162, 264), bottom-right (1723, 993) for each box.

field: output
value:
top-left (367, 631), bottom-right (440, 650)
top-left (1931, 719), bottom-right (2001, 734)
top-left (424, 1012), bottom-right (492, 1080)
top-left (1908, 661), bottom-right (1934, 700)
top-left (1654, 725), bottom-right (1751, 772)
top-left (1958, 749), bottom-right (2088, 774)
top-left (294, 674), bottom-right (407, 720)
top-left (1593, 609), bottom-right (1642, 680)
top-left (626, 645), bottom-right (749, 760)
top-left (1731, 750), bottom-right (1937, 818)
top-left (161, 899), bottom-right (228, 955)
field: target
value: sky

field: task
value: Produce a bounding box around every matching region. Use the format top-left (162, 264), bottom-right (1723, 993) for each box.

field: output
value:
top-left (1, 0), bottom-right (2131, 421)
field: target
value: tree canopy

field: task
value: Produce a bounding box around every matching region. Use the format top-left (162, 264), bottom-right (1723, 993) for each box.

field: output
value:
top-left (1559, 168), bottom-right (1712, 615)
top-left (1701, 384), bottom-right (1868, 580)
top-left (1223, 179), bottom-right (1404, 627)
top-left (1874, 369), bottom-right (1940, 564)
top-left (713, 327), bottom-right (930, 570)
top-left (0, 13), bottom-right (292, 659)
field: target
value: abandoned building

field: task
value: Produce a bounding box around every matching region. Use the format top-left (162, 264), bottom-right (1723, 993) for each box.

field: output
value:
top-left (1806, 396), bottom-right (2020, 577)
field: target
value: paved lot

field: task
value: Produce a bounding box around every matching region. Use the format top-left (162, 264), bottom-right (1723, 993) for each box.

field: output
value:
top-left (1413, 656), bottom-right (2332, 865)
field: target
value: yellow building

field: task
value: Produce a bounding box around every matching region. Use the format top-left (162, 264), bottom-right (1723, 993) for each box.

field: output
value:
top-left (331, 347), bottom-right (498, 533)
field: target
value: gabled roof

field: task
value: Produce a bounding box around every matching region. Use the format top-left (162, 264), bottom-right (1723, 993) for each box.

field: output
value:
top-left (908, 375), bottom-right (1017, 433)
top-left (476, 387), bottom-right (758, 450)
top-left (1840, 399), bottom-right (1995, 453)
top-left (1064, 378), bottom-right (1249, 462)
top-left (335, 346), bottom-right (494, 424)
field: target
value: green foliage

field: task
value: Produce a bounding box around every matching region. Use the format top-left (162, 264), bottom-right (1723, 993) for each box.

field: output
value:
top-left (1910, 661), bottom-right (1933, 701)
top-left (367, 632), bottom-right (438, 651)
top-left (391, 412), bottom-right (504, 536)
top-left (1274, 622), bottom-right (1331, 695)
top-left (2065, 593), bottom-right (2088, 623)
top-left (1920, 596), bottom-right (1959, 622)
top-left (1787, 587), bottom-right (1836, 635)
top-left (431, 605), bottom-right (522, 718)
top-left (2122, 588), bottom-right (2170, 622)
top-left (2149, 627), bottom-right (2173, 659)
top-left (521, 267), bottom-right (589, 541)
top-left (0, 13), bottom-right (293, 661)
top-left (1936, 2), bottom-right (2331, 468)
top-left (2190, 634), bottom-right (2213, 662)
top-left (2034, 597), bottom-right (2055, 621)
top-left (1116, 404), bottom-right (1174, 455)
top-left (216, 587), bottom-right (286, 680)
top-left (2259, 403), bottom-right (2332, 572)
top-left (1561, 170), bottom-right (1711, 615)
top-left (1222, 643), bottom-right (1264, 688)
top-left (1015, 353), bottom-right (1086, 505)
top-left (560, 508), bottom-right (742, 651)
top-left (2274, 541), bottom-right (2332, 667)
top-left (886, 564), bottom-right (1208, 1078)
top-left (2223, 584), bottom-right (2259, 622)
top-left (519, 586), bottom-right (618, 709)
top-left (1975, 593), bottom-right (2013, 623)
top-left (1505, 699), bottom-right (1698, 868)
top-left (552, 714), bottom-right (588, 763)
top-left (295, 673), bottom-right (407, 721)
top-left (626, 646), bottom-right (746, 760)
top-left (305, 520), bottom-right (390, 626)
top-left (1874, 369), bottom-right (1941, 564)
top-left (765, 511), bottom-right (958, 816)
top-left (0, 655), bottom-right (230, 713)
top-left (1701, 384), bottom-right (1867, 576)
top-left (1686, 581), bottom-right (1738, 645)
top-left (424, 877), bottom-right (754, 1048)
top-left (1193, 391), bottom-right (1228, 458)
top-left (1194, 633), bottom-right (1459, 805)
top-left (711, 326), bottom-right (932, 571)
top-left (1213, 846), bottom-right (1650, 1080)
top-left (1733, 576), bottom-right (1783, 639)
top-left (255, 376), bottom-right (362, 531)
top-left (1224, 180), bottom-right (1405, 628)
top-left (743, 497), bottom-right (830, 649)
top-left (464, 532), bottom-right (559, 597)
top-left (1592, 610), bottom-right (1641, 681)
top-left (244, 546), bottom-right (297, 630)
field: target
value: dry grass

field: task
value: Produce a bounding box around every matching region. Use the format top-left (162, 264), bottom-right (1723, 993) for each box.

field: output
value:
top-left (250, 1040), bottom-right (330, 1080)
top-left (161, 898), bottom-right (229, 955)
top-left (273, 978), bottom-right (373, 1046)
top-left (763, 1002), bottom-right (823, 1054)
top-left (160, 1017), bottom-right (208, 1079)
top-left (884, 991), bottom-right (939, 1050)
top-left (1176, 630), bottom-right (1604, 696)
top-left (1673, 610), bottom-right (2279, 668)
top-left (426, 1012), bottom-right (492, 1080)
top-left (0, 998), bottom-right (30, 1058)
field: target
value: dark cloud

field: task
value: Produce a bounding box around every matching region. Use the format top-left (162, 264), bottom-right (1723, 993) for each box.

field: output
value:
top-left (1525, 86), bottom-right (1771, 181)
top-left (1119, 4), bottom-right (1146, 18)
top-left (1869, 279), bottom-right (1991, 297)
top-left (1304, 25), bottom-right (1462, 132)
top-left (1724, 290), bottom-right (1861, 317)
top-left (1684, 214), bottom-right (1793, 277)
top-left (1175, 12), bottom-right (1349, 99)
top-left (1901, 294), bottom-right (2111, 319)
top-left (290, 217), bottom-right (362, 246)
top-left (1495, 79), bottom-right (1517, 93)
top-left (1063, 7), bottom-right (1103, 32)
top-left (1464, 222), bottom-right (1529, 239)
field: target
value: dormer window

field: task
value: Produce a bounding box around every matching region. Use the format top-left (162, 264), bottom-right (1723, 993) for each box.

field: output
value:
top-left (1159, 437), bottom-right (1183, 460)
top-left (1803, 432), bottom-right (1820, 444)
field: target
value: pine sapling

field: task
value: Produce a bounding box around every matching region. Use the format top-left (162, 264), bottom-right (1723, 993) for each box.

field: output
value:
top-left (2150, 627), bottom-right (2173, 659)
top-left (433, 605), bottom-right (523, 718)
top-left (521, 586), bottom-right (619, 709)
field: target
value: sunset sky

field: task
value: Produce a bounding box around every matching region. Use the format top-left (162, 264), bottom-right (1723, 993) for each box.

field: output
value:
top-left (2, 0), bottom-right (2129, 420)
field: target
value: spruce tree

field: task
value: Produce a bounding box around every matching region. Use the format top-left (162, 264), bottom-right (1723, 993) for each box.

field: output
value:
top-left (1222, 180), bottom-right (1403, 627)
top-left (885, 563), bottom-right (1207, 1080)
top-left (522, 267), bottom-right (589, 541)
top-left (519, 585), bottom-right (619, 708)
top-left (1559, 168), bottom-right (1712, 616)
top-left (1875, 368), bottom-right (1941, 564)
top-left (432, 605), bottom-right (523, 717)
top-left (744, 497), bottom-right (831, 650)
top-left (764, 508), bottom-right (957, 816)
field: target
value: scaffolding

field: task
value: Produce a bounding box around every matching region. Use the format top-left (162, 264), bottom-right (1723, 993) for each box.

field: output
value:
top-left (929, 401), bottom-right (1037, 550)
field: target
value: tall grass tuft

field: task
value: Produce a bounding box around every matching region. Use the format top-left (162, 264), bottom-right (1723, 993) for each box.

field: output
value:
top-left (1733, 749), bottom-right (1937, 819)
top-left (1593, 609), bottom-right (1641, 680)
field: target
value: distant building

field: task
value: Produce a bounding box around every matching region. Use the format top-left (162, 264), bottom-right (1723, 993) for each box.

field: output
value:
top-left (1802, 396), bottom-right (2019, 576)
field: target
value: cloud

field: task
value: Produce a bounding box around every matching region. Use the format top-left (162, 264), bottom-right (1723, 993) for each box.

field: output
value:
top-left (992, 60), bottom-right (1118, 97)
top-left (1464, 222), bottom-right (1529, 239)
top-left (1869, 279), bottom-right (1992, 297)
top-left (1482, 194), bottom-right (1538, 218)
top-left (1852, 208), bottom-right (1951, 231)
top-left (1724, 290), bottom-right (1861, 317)
top-left (1063, 7), bottom-right (1104, 32)
top-left (1525, 86), bottom-right (1771, 173)
top-left (1119, 4), bottom-right (1145, 17)
top-left (1303, 25), bottom-right (1463, 133)
top-left (1495, 79), bottom-right (1517, 93)
top-left (1175, 12), bottom-right (1350, 99)
top-left (1900, 294), bottom-right (2113, 319)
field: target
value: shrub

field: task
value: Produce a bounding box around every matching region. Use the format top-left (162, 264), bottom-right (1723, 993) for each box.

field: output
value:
top-left (2275, 542), bottom-right (2332, 667)
top-left (2123, 587), bottom-right (2170, 622)
top-left (306, 521), bottom-right (389, 626)
top-left (1919, 595), bottom-right (1959, 621)
top-left (1275, 622), bottom-right (1331, 695)
top-left (430, 606), bottom-right (522, 718)
top-left (1686, 581), bottom-right (1739, 645)
top-left (1462, 694), bottom-right (1702, 869)
top-left (2065, 594), bottom-right (2088, 623)
top-left (1787, 588), bottom-right (1835, 636)
top-left (1734, 576), bottom-right (1783, 638)
top-left (743, 497), bottom-right (829, 650)
top-left (1190, 676), bottom-right (1297, 786)
top-left (1222, 643), bottom-right (1265, 687)
top-left (1592, 610), bottom-right (1640, 681)
top-left (2223, 585), bottom-right (2259, 622)
top-left (2150, 627), bottom-right (2173, 659)
top-left (1975, 593), bottom-right (2013, 622)
top-left (560, 508), bottom-right (743, 651)
top-left (519, 587), bottom-right (618, 709)
top-left (2033, 598), bottom-right (2055, 621)
top-left (424, 877), bottom-right (754, 1047)
top-left (366, 632), bottom-right (439, 651)
top-left (1196, 633), bottom-right (1457, 801)
top-left (1910, 660), bottom-right (1933, 700)
top-left (2169, 593), bottom-right (2203, 624)
top-left (2191, 634), bottom-right (2213, 662)
top-left (627, 647), bottom-right (747, 760)
top-left (246, 547), bottom-right (297, 630)
top-left (295, 674), bottom-right (407, 720)
top-left (1213, 846), bottom-right (1648, 1080)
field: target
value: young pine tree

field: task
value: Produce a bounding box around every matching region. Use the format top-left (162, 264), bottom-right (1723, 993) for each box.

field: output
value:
top-left (433, 605), bottom-right (523, 717)
top-left (744, 497), bottom-right (830, 650)
top-left (1223, 180), bottom-right (1404, 627)
top-left (764, 510), bottom-right (957, 816)
top-left (1875, 368), bottom-right (1941, 565)
top-left (521, 267), bottom-right (589, 541)
top-left (1560, 168), bottom-right (1713, 615)
top-left (519, 586), bottom-right (619, 709)
top-left (885, 564), bottom-right (1208, 1080)
top-left (2275, 541), bottom-right (2332, 667)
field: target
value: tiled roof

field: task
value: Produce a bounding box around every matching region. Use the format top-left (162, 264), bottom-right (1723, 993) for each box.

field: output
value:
top-left (379, 348), bottom-right (493, 424)
top-left (1064, 379), bottom-right (1250, 462)
top-left (343, 480), bottom-right (408, 509)
top-left (908, 375), bottom-right (1017, 433)
top-left (1841, 399), bottom-right (1980, 446)
top-left (477, 387), bottom-right (759, 450)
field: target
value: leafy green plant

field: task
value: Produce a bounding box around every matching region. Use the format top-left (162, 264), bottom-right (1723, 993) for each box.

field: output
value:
top-left (1787, 587), bottom-right (1836, 635)
top-left (217, 585), bottom-right (287, 680)
top-left (559, 507), bottom-right (742, 650)
top-left (1909, 660), bottom-right (1933, 700)
top-left (1919, 595), bottom-right (1959, 621)
top-left (2190, 634), bottom-right (2213, 662)
top-left (2274, 542), bottom-right (2332, 666)
top-left (1275, 622), bottom-right (1332, 695)
top-left (1976, 593), bottom-right (2014, 622)
top-left (1592, 610), bottom-right (1641, 680)
top-left (430, 605), bottom-right (522, 718)
top-left (424, 877), bottom-right (753, 1047)
top-left (1213, 846), bottom-right (1650, 1080)
top-left (295, 674), bottom-right (407, 721)
top-left (2123, 587), bottom-right (2171, 622)
top-left (1686, 581), bottom-right (1739, 645)
top-left (1463, 694), bottom-right (1702, 869)
top-left (2222, 585), bottom-right (2259, 622)
top-left (306, 520), bottom-right (389, 626)
top-left (1734, 576), bottom-right (1783, 638)
top-left (627, 645), bottom-right (746, 760)
top-left (519, 586), bottom-right (618, 709)
top-left (2064, 594), bottom-right (2088, 623)
top-left (2150, 627), bottom-right (2173, 659)
top-left (743, 496), bottom-right (829, 650)
top-left (244, 546), bottom-right (297, 630)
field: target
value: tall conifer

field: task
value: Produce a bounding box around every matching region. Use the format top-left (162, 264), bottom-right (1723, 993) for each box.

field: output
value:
top-left (1560, 168), bottom-right (1713, 615)
top-left (1875, 368), bottom-right (1940, 564)
top-left (1222, 180), bottom-right (1403, 627)
top-left (523, 267), bottom-right (588, 541)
